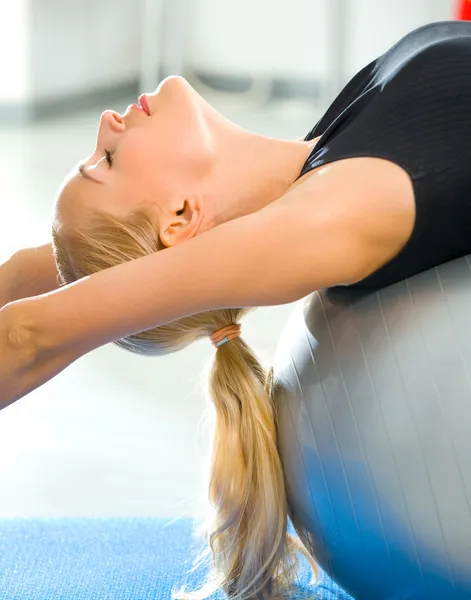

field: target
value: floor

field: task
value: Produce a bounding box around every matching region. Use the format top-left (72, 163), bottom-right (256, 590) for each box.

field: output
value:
top-left (0, 85), bottom-right (322, 518)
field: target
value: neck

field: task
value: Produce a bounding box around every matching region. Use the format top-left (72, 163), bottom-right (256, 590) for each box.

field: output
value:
top-left (202, 125), bottom-right (316, 229)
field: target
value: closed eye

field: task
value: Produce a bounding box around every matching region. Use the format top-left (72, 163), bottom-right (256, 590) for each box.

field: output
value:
top-left (104, 149), bottom-right (114, 167)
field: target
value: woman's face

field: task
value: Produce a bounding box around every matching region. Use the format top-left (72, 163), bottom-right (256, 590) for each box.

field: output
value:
top-left (55, 76), bottom-right (214, 231)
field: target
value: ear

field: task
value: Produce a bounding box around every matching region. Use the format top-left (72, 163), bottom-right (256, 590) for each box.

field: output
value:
top-left (159, 193), bottom-right (205, 248)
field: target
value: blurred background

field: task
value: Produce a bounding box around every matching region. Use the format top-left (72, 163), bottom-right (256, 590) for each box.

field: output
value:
top-left (0, 0), bottom-right (459, 518)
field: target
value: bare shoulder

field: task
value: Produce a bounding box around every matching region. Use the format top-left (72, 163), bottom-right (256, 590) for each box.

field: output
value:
top-left (280, 156), bottom-right (416, 274)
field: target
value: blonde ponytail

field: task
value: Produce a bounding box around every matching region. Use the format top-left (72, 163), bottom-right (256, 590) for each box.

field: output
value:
top-left (180, 324), bottom-right (316, 600)
top-left (52, 205), bottom-right (318, 600)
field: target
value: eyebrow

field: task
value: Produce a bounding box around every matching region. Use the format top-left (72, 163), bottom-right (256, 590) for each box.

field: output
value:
top-left (78, 164), bottom-right (100, 184)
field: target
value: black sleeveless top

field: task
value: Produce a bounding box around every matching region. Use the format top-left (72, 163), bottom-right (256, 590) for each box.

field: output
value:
top-left (299, 20), bottom-right (471, 289)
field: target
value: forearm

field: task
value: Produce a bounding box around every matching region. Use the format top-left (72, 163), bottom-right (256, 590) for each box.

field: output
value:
top-left (4, 244), bottom-right (60, 306)
top-left (0, 253), bottom-right (19, 309)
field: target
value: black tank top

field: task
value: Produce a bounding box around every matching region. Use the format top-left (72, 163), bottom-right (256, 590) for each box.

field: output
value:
top-left (298, 20), bottom-right (471, 289)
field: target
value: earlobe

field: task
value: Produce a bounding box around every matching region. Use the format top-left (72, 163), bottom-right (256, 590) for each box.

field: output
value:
top-left (159, 195), bottom-right (204, 247)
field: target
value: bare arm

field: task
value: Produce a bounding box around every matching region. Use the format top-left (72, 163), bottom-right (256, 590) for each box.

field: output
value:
top-left (0, 243), bottom-right (60, 309)
top-left (0, 253), bottom-right (17, 309)
top-left (0, 244), bottom-right (62, 409)
top-left (14, 243), bottom-right (61, 299)
top-left (1, 161), bottom-right (410, 409)
top-left (18, 182), bottom-right (382, 359)
top-left (0, 308), bottom-right (39, 411)
top-left (0, 189), bottom-right (367, 409)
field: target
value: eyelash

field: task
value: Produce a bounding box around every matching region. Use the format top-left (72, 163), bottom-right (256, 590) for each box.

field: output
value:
top-left (104, 149), bottom-right (114, 167)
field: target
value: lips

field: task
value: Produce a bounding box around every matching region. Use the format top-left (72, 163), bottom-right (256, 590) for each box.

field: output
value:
top-left (138, 94), bottom-right (151, 116)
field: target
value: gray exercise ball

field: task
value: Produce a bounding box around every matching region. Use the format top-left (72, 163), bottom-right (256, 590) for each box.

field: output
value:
top-left (273, 256), bottom-right (471, 600)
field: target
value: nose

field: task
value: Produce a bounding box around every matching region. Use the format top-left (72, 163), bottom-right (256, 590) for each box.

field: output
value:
top-left (100, 109), bottom-right (125, 132)
top-left (96, 109), bottom-right (125, 149)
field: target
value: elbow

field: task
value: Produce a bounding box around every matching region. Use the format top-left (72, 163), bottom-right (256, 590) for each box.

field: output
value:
top-left (3, 304), bottom-right (38, 367)
top-left (0, 305), bottom-right (43, 411)
top-left (7, 321), bottom-right (34, 352)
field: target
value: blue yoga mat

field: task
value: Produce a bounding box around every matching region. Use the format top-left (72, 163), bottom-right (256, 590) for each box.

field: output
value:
top-left (0, 518), bottom-right (353, 599)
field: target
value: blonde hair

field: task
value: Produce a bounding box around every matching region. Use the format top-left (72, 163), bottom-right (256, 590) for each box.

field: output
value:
top-left (51, 205), bottom-right (318, 599)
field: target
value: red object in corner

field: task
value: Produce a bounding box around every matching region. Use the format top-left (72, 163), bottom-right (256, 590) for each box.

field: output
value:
top-left (457, 0), bottom-right (471, 20)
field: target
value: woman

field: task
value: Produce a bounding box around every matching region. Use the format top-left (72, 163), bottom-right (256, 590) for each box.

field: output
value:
top-left (3, 19), bottom-right (471, 600)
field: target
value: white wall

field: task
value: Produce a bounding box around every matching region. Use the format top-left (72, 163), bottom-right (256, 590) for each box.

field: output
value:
top-left (186, 0), bottom-right (456, 80)
top-left (346, 0), bottom-right (455, 76)
top-left (30, 0), bottom-right (141, 101)
top-left (0, 0), bottom-right (30, 102)
top-left (185, 0), bottom-right (330, 78)
top-left (0, 0), bottom-right (458, 107)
